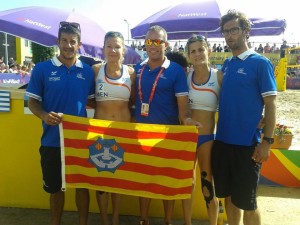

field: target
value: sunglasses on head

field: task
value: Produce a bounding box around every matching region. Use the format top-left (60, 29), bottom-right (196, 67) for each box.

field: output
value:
top-left (59, 21), bottom-right (81, 31)
top-left (187, 35), bottom-right (206, 43)
top-left (145, 39), bottom-right (165, 46)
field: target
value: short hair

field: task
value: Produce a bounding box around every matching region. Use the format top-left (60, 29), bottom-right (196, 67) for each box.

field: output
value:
top-left (220, 9), bottom-right (251, 38)
top-left (58, 21), bottom-right (81, 42)
top-left (166, 51), bottom-right (189, 68)
top-left (147, 25), bottom-right (168, 41)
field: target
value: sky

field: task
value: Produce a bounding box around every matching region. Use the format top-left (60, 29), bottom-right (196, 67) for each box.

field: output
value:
top-left (1, 0), bottom-right (299, 46)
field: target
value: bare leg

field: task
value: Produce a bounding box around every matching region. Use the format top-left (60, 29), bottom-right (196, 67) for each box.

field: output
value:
top-left (50, 191), bottom-right (64, 225)
top-left (111, 193), bottom-right (121, 225)
top-left (96, 191), bottom-right (109, 225)
top-left (76, 188), bottom-right (89, 225)
top-left (225, 196), bottom-right (242, 225)
top-left (207, 197), bottom-right (218, 225)
top-left (182, 197), bottom-right (193, 225)
top-left (139, 197), bottom-right (151, 224)
top-left (163, 200), bottom-right (174, 224)
top-left (198, 141), bottom-right (218, 225)
top-left (244, 209), bottom-right (261, 225)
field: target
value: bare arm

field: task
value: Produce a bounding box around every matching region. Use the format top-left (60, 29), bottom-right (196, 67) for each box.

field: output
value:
top-left (252, 95), bottom-right (276, 163)
top-left (177, 95), bottom-right (202, 128)
top-left (28, 97), bottom-right (62, 125)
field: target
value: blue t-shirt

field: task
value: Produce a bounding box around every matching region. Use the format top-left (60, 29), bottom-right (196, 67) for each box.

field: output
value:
top-left (216, 50), bottom-right (277, 146)
top-left (26, 57), bottom-right (95, 147)
top-left (134, 57), bottom-right (188, 125)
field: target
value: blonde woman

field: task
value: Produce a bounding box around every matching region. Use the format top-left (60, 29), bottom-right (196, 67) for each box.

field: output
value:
top-left (93, 31), bottom-right (135, 225)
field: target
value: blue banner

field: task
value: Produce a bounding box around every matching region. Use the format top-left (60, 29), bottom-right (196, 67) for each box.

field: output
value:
top-left (0, 73), bottom-right (30, 84)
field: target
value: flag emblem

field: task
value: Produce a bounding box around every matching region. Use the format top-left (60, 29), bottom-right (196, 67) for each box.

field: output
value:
top-left (88, 138), bottom-right (124, 173)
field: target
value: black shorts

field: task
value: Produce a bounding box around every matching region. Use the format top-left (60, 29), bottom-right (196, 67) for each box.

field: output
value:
top-left (39, 146), bottom-right (62, 194)
top-left (211, 140), bottom-right (261, 210)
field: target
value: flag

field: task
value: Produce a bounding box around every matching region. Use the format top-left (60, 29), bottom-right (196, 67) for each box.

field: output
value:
top-left (0, 90), bottom-right (10, 112)
top-left (59, 114), bottom-right (198, 200)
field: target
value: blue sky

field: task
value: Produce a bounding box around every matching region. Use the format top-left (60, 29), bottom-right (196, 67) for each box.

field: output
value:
top-left (1, 0), bottom-right (298, 45)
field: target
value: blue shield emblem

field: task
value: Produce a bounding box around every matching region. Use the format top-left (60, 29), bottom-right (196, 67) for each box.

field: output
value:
top-left (88, 137), bottom-right (124, 173)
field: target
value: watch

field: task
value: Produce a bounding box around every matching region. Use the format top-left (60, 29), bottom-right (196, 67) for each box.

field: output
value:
top-left (263, 137), bottom-right (274, 144)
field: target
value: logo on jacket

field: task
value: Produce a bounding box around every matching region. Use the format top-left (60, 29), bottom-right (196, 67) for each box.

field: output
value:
top-left (237, 68), bottom-right (247, 75)
top-left (88, 138), bottom-right (124, 173)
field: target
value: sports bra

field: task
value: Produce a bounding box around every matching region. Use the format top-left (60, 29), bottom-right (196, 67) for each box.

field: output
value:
top-left (187, 68), bottom-right (220, 111)
top-left (95, 64), bottom-right (131, 101)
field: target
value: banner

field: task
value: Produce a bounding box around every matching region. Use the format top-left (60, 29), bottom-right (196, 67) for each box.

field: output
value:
top-left (0, 90), bottom-right (10, 112)
top-left (0, 73), bottom-right (30, 84)
top-left (59, 115), bottom-right (198, 199)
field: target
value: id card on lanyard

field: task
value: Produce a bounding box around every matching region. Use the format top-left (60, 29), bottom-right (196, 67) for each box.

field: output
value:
top-left (138, 65), bottom-right (165, 117)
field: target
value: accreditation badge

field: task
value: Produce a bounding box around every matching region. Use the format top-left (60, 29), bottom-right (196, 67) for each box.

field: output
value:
top-left (141, 103), bottom-right (149, 116)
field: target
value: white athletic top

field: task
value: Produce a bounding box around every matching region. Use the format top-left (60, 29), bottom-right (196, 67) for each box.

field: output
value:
top-left (95, 64), bottom-right (131, 101)
top-left (187, 68), bottom-right (220, 112)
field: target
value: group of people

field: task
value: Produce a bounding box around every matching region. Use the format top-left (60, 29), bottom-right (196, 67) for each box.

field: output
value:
top-left (0, 56), bottom-right (34, 75)
top-left (25, 9), bottom-right (277, 225)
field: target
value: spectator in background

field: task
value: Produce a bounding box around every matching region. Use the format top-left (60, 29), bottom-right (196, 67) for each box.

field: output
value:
top-left (264, 43), bottom-right (271, 53)
top-left (270, 43), bottom-right (277, 53)
top-left (212, 43), bottom-right (217, 52)
top-left (131, 41), bottom-right (137, 51)
top-left (280, 40), bottom-right (289, 58)
top-left (8, 57), bottom-right (15, 66)
top-left (9, 64), bottom-right (18, 73)
top-left (179, 45), bottom-right (185, 52)
top-left (137, 41), bottom-right (143, 51)
top-left (216, 44), bottom-right (223, 52)
top-left (257, 44), bottom-right (264, 53)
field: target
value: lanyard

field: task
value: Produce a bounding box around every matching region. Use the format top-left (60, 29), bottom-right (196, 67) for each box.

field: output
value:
top-left (138, 65), bottom-right (165, 104)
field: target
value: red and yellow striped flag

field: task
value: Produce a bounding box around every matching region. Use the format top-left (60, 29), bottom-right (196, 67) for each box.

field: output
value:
top-left (59, 114), bottom-right (198, 199)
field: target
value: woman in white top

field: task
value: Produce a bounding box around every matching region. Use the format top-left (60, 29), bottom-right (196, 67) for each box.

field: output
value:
top-left (93, 31), bottom-right (135, 225)
top-left (185, 34), bottom-right (223, 225)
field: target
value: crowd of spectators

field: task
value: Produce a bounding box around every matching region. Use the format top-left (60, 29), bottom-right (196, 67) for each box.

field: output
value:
top-left (0, 56), bottom-right (34, 76)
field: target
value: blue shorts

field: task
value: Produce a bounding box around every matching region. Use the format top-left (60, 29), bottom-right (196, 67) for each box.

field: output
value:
top-left (197, 134), bottom-right (215, 148)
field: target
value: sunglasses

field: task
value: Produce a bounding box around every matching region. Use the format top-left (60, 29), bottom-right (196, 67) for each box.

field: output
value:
top-left (145, 39), bottom-right (165, 46)
top-left (187, 35), bottom-right (206, 43)
top-left (59, 21), bottom-right (81, 31)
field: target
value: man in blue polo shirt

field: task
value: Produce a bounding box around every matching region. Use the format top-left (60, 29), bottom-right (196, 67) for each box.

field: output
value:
top-left (211, 10), bottom-right (277, 225)
top-left (134, 25), bottom-right (201, 225)
top-left (26, 22), bottom-right (94, 225)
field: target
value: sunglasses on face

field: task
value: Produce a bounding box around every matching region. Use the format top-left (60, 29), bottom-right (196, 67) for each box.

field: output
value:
top-left (59, 21), bottom-right (81, 31)
top-left (144, 39), bottom-right (165, 46)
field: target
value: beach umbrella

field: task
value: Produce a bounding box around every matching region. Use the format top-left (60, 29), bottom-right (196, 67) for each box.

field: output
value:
top-left (0, 6), bottom-right (105, 58)
top-left (130, 0), bottom-right (287, 40)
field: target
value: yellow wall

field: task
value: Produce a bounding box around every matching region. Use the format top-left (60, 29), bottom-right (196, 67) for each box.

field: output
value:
top-left (0, 88), bottom-right (208, 219)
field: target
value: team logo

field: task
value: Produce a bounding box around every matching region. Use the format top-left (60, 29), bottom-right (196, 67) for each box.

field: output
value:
top-left (88, 138), bottom-right (124, 173)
